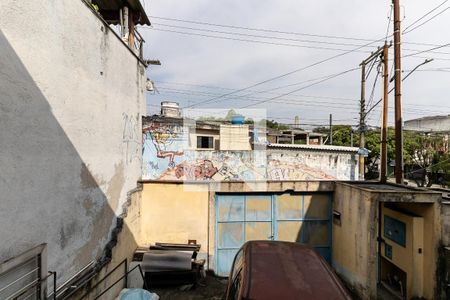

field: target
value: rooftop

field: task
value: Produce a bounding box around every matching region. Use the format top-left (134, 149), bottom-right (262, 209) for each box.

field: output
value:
top-left (266, 143), bottom-right (359, 153)
top-left (93, 0), bottom-right (150, 25)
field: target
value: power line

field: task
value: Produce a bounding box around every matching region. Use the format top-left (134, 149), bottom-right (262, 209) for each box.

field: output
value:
top-left (385, 5), bottom-right (393, 41)
top-left (155, 83), bottom-right (450, 111)
top-left (402, 0), bottom-right (449, 34)
top-left (145, 26), bottom-right (450, 57)
top-left (201, 67), bottom-right (360, 107)
top-left (147, 15), bottom-right (450, 50)
top-left (183, 38), bottom-right (385, 109)
top-left (151, 22), bottom-right (375, 49)
top-left (238, 68), bottom-right (362, 109)
top-left (149, 15), bottom-right (379, 42)
top-left (404, 7), bottom-right (450, 35)
top-left (403, 42), bottom-right (450, 58)
top-left (157, 86), bottom-right (359, 104)
top-left (146, 28), bottom-right (374, 53)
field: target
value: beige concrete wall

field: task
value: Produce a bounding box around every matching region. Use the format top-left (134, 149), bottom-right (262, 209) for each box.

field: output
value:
top-left (332, 183), bottom-right (378, 299)
top-left (443, 203), bottom-right (450, 246)
top-left (140, 183), bottom-right (210, 260)
top-left (219, 125), bottom-right (251, 150)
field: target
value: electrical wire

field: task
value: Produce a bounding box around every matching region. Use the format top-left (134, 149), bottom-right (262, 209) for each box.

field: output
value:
top-left (402, 0), bottom-right (449, 34)
top-left (149, 15), bottom-right (379, 42)
top-left (145, 26), bottom-right (450, 57)
top-left (150, 22), bottom-right (375, 49)
top-left (403, 7), bottom-right (450, 35)
top-left (238, 68), bottom-right (361, 109)
top-left (146, 28), bottom-right (374, 53)
top-left (183, 37), bottom-right (384, 109)
top-left (385, 5), bottom-right (393, 41)
top-left (202, 67), bottom-right (360, 107)
top-left (403, 42), bottom-right (450, 58)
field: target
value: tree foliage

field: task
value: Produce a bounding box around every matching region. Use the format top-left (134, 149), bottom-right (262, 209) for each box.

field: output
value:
top-left (314, 125), bottom-right (449, 186)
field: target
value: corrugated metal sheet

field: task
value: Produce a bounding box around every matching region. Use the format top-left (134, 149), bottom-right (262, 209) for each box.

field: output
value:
top-left (266, 143), bottom-right (359, 153)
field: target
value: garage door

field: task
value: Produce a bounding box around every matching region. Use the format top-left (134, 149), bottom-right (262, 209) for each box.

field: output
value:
top-left (215, 193), bottom-right (332, 276)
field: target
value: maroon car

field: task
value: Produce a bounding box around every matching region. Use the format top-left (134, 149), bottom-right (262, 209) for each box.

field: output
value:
top-left (224, 241), bottom-right (352, 300)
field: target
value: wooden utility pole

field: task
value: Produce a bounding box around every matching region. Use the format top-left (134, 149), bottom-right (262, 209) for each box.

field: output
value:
top-left (359, 64), bottom-right (366, 180)
top-left (329, 114), bottom-right (333, 145)
top-left (381, 42), bottom-right (390, 183)
top-left (393, 0), bottom-right (403, 184)
top-left (359, 47), bottom-right (384, 180)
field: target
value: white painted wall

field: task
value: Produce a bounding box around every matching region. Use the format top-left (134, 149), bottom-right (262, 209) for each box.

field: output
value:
top-left (0, 0), bottom-right (146, 283)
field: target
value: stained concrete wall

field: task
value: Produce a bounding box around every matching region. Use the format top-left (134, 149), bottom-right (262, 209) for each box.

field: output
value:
top-left (0, 0), bottom-right (145, 284)
top-left (443, 202), bottom-right (450, 246)
top-left (332, 183), bottom-right (378, 299)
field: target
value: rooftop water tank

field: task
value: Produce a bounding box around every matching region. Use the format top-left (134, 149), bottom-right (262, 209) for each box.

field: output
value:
top-left (231, 115), bottom-right (245, 125)
top-left (161, 101), bottom-right (181, 118)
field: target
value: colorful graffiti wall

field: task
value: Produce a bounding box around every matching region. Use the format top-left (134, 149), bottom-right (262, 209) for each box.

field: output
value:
top-left (142, 121), bottom-right (358, 181)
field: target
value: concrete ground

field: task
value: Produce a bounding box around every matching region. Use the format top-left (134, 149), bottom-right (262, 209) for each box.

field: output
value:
top-left (151, 274), bottom-right (228, 300)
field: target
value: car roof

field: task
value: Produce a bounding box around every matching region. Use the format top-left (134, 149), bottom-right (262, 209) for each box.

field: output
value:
top-left (239, 241), bottom-right (351, 300)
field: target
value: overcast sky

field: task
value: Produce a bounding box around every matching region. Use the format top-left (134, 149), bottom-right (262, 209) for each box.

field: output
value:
top-left (140, 0), bottom-right (450, 128)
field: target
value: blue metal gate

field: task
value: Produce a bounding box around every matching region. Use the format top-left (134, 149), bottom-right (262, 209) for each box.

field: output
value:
top-left (215, 193), bottom-right (332, 276)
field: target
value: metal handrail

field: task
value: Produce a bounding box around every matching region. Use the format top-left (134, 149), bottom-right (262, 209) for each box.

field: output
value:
top-left (61, 259), bottom-right (127, 300)
top-left (54, 261), bottom-right (95, 295)
top-left (79, 263), bottom-right (148, 300)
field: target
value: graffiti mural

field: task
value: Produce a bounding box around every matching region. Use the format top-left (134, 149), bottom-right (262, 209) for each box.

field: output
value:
top-left (142, 120), bottom-right (358, 181)
top-left (156, 151), bottom-right (267, 181)
top-left (142, 121), bottom-right (186, 178)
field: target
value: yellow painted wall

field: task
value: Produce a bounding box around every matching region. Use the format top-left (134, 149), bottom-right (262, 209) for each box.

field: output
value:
top-left (385, 203), bottom-right (439, 300)
top-left (381, 207), bottom-right (424, 299)
top-left (140, 183), bottom-right (210, 260)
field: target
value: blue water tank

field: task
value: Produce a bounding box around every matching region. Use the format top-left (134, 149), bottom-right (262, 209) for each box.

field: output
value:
top-left (231, 115), bottom-right (245, 124)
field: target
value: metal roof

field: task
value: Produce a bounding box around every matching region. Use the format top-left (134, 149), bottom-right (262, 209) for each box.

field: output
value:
top-left (266, 143), bottom-right (359, 153)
